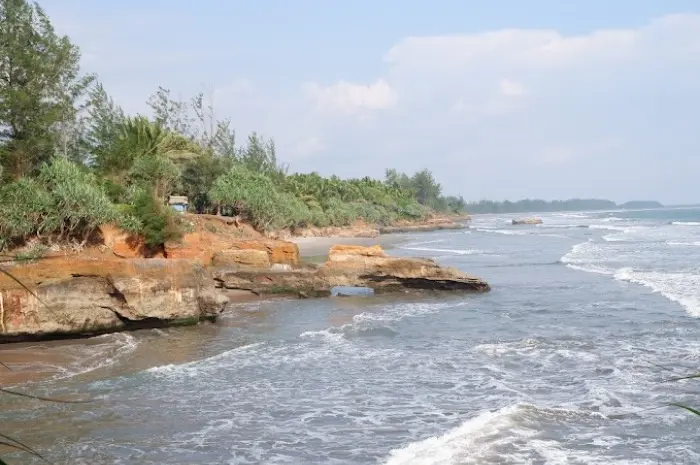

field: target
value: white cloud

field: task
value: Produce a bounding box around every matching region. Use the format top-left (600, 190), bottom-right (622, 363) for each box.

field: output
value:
top-left (499, 79), bottom-right (526, 97)
top-left (303, 79), bottom-right (398, 115)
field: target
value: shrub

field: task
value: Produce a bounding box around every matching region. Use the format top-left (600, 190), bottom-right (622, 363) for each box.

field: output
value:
top-left (127, 188), bottom-right (183, 250)
top-left (210, 165), bottom-right (313, 232)
top-left (322, 198), bottom-right (358, 226)
top-left (39, 157), bottom-right (119, 243)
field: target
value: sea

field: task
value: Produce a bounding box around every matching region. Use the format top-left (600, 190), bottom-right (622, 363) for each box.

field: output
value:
top-left (3, 207), bottom-right (700, 464)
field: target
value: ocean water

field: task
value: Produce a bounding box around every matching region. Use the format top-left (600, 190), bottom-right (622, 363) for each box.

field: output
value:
top-left (4, 208), bottom-right (700, 464)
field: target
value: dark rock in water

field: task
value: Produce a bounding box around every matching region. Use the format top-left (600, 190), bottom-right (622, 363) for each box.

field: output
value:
top-left (512, 218), bottom-right (543, 225)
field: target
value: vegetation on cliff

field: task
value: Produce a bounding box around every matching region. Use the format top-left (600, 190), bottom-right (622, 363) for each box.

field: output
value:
top-left (0, 0), bottom-right (465, 253)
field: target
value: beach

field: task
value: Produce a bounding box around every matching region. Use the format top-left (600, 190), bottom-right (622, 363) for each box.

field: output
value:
top-left (4, 209), bottom-right (700, 464)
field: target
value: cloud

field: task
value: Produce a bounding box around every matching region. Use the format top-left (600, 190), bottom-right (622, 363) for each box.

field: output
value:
top-left (291, 14), bottom-right (700, 202)
top-left (303, 79), bottom-right (398, 115)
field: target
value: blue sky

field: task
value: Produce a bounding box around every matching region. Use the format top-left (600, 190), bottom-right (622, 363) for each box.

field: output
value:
top-left (41, 0), bottom-right (700, 204)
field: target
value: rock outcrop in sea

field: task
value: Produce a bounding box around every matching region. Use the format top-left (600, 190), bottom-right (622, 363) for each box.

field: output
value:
top-left (512, 218), bottom-right (543, 225)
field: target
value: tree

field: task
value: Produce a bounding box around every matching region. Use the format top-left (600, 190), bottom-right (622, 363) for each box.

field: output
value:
top-left (84, 82), bottom-right (125, 166)
top-left (0, 0), bottom-right (94, 177)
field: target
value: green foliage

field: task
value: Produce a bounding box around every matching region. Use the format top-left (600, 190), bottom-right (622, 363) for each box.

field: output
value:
top-left (210, 165), bottom-right (311, 231)
top-left (127, 188), bottom-right (182, 249)
top-left (128, 154), bottom-right (180, 201)
top-left (0, 158), bottom-right (117, 249)
top-left (0, 0), bottom-right (94, 177)
top-left (180, 153), bottom-right (233, 213)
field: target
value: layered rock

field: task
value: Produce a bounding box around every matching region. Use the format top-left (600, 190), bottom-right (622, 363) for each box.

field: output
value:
top-left (164, 233), bottom-right (300, 266)
top-left (512, 218), bottom-right (543, 225)
top-left (213, 244), bottom-right (490, 296)
top-left (0, 258), bottom-right (229, 342)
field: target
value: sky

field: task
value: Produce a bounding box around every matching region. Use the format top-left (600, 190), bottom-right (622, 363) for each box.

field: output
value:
top-left (39, 0), bottom-right (700, 204)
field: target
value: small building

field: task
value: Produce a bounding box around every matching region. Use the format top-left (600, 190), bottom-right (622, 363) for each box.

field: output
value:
top-left (168, 195), bottom-right (189, 213)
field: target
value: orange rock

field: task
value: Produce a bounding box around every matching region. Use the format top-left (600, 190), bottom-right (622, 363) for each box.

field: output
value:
top-left (212, 249), bottom-right (271, 268)
top-left (164, 231), bottom-right (227, 265)
top-left (229, 240), bottom-right (300, 266)
top-left (98, 224), bottom-right (145, 258)
top-left (328, 244), bottom-right (387, 258)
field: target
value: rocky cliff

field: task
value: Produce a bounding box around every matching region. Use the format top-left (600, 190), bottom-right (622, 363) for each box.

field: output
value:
top-left (1, 223), bottom-right (488, 342)
top-left (0, 258), bottom-right (228, 342)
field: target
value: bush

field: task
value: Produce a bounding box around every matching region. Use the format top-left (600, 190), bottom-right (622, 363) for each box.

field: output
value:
top-left (322, 198), bottom-right (358, 226)
top-left (0, 158), bottom-right (119, 250)
top-left (210, 165), bottom-right (313, 232)
top-left (39, 158), bottom-right (119, 243)
top-left (128, 188), bottom-right (183, 250)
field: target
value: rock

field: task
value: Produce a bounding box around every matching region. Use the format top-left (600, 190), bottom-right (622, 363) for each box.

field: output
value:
top-left (214, 244), bottom-right (490, 296)
top-left (328, 244), bottom-right (387, 258)
top-left (212, 249), bottom-right (271, 269)
top-left (164, 231), bottom-right (228, 265)
top-left (0, 258), bottom-right (228, 342)
top-left (99, 224), bottom-right (146, 258)
top-left (228, 240), bottom-right (300, 266)
top-left (319, 246), bottom-right (490, 292)
top-left (512, 218), bottom-right (543, 225)
top-left (164, 233), bottom-right (299, 267)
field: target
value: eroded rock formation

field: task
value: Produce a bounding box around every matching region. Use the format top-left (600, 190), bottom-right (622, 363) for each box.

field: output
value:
top-left (0, 258), bottom-right (228, 342)
top-left (214, 244), bottom-right (490, 297)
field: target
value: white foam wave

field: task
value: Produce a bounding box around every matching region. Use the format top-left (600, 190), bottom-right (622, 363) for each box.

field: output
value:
top-left (52, 333), bottom-right (139, 381)
top-left (301, 302), bottom-right (456, 342)
top-left (381, 403), bottom-right (607, 465)
top-left (588, 224), bottom-right (629, 232)
top-left (667, 240), bottom-right (700, 246)
top-left (614, 268), bottom-right (700, 317)
top-left (672, 221), bottom-right (700, 226)
top-left (400, 246), bottom-right (482, 255)
top-left (401, 239), bottom-right (446, 247)
top-left (475, 228), bottom-right (529, 236)
top-left (560, 240), bottom-right (617, 275)
top-left (601, 217), bottom-right (624, 222)
top-left (149, 303), bottom-right (454, 378)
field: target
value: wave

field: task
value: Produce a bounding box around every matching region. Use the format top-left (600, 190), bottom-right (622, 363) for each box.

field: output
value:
top-left (381, 403), bottom-right (607, 465)
top-left (475, 228), bottom-right (530, 236)
top-left (588, 224), bottom-right (630, 232)
top-left (400, 246), bottom-right (483, 255)
top-left (300, 301), bottom-right (457, 343)
top-left (148, 302), bottom-right (456, 379)
top-left (672, 221), bottom-right (700, 226)
top-left (667, 240), bottom-right (700, 247)
top-left (562, 240), bottom-right (700, 317)
top-left (614, 268), bottom-right (700, 317)
top-left (49, 333), bottom-right (139, 382)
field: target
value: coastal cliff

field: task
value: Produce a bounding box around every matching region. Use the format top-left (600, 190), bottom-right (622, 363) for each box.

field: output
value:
top-left (0, 220), bottom-right (489, 342)
top-left (0, 258), bottom-right (228, 342)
